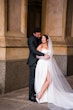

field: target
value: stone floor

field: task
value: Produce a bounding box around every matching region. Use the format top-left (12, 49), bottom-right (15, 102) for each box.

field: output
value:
top-left (0, 75), bottom-right (73, 110)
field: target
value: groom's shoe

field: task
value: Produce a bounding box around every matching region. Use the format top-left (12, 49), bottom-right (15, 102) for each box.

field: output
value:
top-left (29, 96), bottom-right (37, 102)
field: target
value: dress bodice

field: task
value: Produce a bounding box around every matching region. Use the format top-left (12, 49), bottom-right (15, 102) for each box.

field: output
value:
top-left (41, 48), bottom-right (49, 55)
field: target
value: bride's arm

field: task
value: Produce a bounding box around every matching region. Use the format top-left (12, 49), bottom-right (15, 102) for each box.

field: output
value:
top-left (36, 55), bottom-right (50, 59)
top-left (36, 45), bottom-right (50, 59)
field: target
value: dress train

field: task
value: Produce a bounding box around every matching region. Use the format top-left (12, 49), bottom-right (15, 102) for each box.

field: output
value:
top-left (35, 48), bottom-right (73, 109)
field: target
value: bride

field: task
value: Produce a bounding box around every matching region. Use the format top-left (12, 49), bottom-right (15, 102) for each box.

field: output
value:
top-left (35, 35), bottom-right (73, 109)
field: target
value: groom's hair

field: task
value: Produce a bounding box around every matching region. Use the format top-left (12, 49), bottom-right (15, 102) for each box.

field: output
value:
top-left (33, 28), bottom-right (41, 33)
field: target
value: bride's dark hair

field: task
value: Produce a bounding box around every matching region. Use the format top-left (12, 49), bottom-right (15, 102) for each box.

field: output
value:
top-left (42, 34), bottom-right (49, 40)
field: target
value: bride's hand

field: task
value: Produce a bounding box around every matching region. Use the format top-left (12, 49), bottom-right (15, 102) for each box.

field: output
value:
top-left (36, 55), bottom-right (40, 59)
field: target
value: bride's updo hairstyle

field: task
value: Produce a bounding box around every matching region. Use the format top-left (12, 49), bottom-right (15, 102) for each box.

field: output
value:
top-left (42, 34), bottom-right (49, 41)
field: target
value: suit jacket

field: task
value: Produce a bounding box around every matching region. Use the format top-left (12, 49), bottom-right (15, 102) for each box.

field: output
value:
top-left (27, 35), bottom-right (44, 66)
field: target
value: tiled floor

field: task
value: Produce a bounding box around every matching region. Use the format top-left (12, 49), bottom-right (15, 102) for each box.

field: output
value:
top-left (0, 75), bottom-right (73, 110)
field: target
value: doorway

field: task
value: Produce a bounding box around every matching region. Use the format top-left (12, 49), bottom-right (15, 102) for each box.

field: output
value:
top-left (66, 0), bottom-right (73, 37)
top-left (27, 0), bottom-right (42, 37)
top-left (66, 0), bottom-right (73, 76)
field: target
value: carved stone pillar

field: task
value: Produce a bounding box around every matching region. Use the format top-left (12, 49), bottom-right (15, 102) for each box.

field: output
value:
top-left (42, 0), bottom-right (73, 75)
top-left (0, 0), bottom-right (29, 94)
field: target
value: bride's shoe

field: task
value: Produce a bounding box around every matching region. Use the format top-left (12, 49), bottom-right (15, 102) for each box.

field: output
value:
top-left (36, 92), bottom-right (42, 103)
top-left (34, 93), bottom-right (40, 103)
top-left (36, 97), bottom-right (40, 103)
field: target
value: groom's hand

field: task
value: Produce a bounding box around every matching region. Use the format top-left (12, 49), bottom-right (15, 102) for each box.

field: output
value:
top-left (44, 54), bottom-right (50, 59)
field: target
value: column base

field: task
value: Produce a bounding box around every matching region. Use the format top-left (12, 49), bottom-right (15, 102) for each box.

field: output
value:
top-left (54, 55), bottom-right (67, 76)
top-left (54, 55), bottom-right (73, 76)
top-left (5, 60), bottom-right (29, 93)
top-left (0, 60), bottom-right (29, 94)
top-left (0, 61), bottom-right (5, 94)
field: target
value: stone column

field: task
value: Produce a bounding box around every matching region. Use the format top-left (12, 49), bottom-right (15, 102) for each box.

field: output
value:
top-left (41, 0), bottom-right (72, 75)
top-left (0, 0), bottom-right (29, 94)
top-left (0, 0), bottom-right (6, 94)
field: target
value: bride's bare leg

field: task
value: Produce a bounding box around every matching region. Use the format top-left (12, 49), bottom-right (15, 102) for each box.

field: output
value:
top-left (37, 72), bottom-right (50, 100)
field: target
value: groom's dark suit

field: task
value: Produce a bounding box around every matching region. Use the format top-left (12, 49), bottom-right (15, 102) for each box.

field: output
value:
top-left (27, 35), bottom-right (44, 101)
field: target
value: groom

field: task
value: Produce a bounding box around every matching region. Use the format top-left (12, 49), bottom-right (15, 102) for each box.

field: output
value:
top-left (27, 28), bottom-right (45, 102)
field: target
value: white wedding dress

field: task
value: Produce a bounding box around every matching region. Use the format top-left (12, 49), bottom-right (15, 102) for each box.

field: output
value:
top-left (35, 48), bottom-right (73, 110)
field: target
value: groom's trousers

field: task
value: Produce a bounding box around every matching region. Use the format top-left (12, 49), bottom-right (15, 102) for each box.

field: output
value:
top-left (29, 63), bottom-right (36, 99)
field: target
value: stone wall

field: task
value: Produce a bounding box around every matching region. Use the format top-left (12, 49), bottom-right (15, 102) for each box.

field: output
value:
top-left (0, 0), bottom-right (73, 94)
top-left (0, 61), bottom-right (5, 94)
